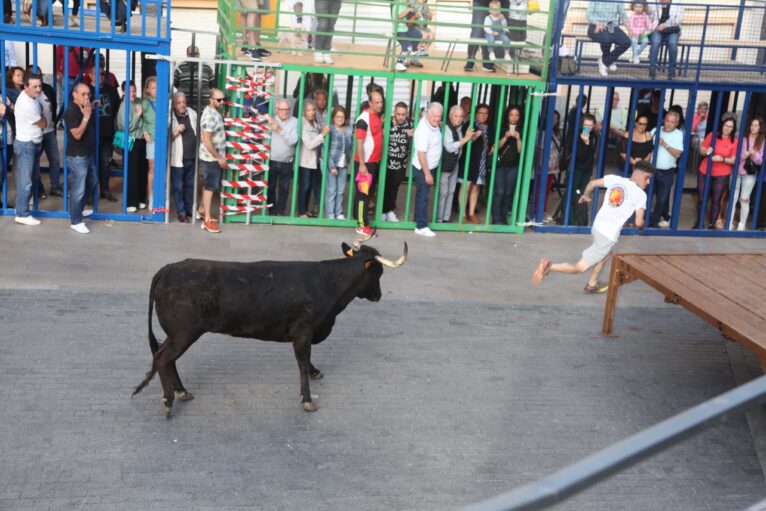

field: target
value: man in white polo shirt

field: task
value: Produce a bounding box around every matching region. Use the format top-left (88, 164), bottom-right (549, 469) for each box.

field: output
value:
top-left (412, 102), bottom-right (443, 237)
top-left (14, 71), bottom-right (46, 226)
top-left (649, 110), bottom-right (683, 228)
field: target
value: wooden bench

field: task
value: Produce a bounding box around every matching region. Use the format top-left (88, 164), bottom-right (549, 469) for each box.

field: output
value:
top-left (603, 253), bottom-right (766, 371)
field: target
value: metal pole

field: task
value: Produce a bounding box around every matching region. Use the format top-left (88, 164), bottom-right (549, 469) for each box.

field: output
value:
top-left (164, 58), bottom-right (175, 224)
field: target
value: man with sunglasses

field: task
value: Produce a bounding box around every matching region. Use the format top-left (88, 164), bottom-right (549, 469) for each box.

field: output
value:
top-left (198, 89), bottom-right (227, 233)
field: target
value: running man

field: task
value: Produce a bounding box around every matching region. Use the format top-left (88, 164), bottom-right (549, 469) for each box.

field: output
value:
top-left (532, 160), bottom-right (655, 293)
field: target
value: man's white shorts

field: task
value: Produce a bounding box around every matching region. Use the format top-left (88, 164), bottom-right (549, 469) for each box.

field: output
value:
top-left (582, 229), bottom-right (617, 267)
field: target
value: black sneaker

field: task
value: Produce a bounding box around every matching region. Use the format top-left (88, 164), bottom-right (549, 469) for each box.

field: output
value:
top-left (49, 188), bottom-right (63, 197)
top-left (257, 47), bottom-right (271, 57)
top-left (482, 63), bottom-right (496, 73)
top-left (247, 48), bottom-right (262, 61)
top-left (463, 61), bottom-right (475, 72)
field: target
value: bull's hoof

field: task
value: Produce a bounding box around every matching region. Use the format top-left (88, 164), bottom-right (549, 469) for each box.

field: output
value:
top-left (174, 390), bottom-right (194, 401)
top-left (309, 370), bottom-right (323, 380)
top-left (302, 401), bottom-right (318, 412)
top-left (160, 399), bottom-right (172, 419)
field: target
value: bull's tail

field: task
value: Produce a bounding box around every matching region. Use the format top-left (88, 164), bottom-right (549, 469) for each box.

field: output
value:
top-left (133, 272), bottom-right (163, 397)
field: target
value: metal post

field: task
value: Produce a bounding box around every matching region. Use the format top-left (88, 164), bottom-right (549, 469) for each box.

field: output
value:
top-left (289, 73), bottom-right (306, 218)
top-left (483, 85), bottom-right (507, 226)
top-left (669, 86), bottom-right (697, 231)
top-left (697, 92), bottom-right (725, 230)
top-left (723, 92), bottom-right (752, 230)
top-left (458, 83), bottom-right (478, 225)
top-left (403, 79), bottom-right (423, 224)
top-left (562, 87), bottom-right (585, 227)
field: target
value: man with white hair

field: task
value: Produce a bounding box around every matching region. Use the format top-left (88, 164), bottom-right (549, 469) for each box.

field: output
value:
top-left (412, 102), bottom-right (443, 237)
top-left (267, 98), bottom-right (299, 216)
top-left (170, 92), bottom-right (198, 223)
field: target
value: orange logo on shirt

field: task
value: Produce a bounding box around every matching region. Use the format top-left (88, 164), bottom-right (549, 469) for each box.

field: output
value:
top-left (608, 186), bottom-right (625, 207)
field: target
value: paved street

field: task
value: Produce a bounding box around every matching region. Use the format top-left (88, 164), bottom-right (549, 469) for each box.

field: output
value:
top-left (1, 217), bottom-right (765, 510)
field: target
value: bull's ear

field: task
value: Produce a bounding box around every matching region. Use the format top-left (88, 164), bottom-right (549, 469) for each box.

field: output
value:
top-left (341, 243), bottom-right (355, 257)
top-left (364, 259), bottom-right (373, 269)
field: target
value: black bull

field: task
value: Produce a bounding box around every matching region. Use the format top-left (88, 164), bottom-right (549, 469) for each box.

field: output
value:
top-left (133, 242), bottom-right (407, 417)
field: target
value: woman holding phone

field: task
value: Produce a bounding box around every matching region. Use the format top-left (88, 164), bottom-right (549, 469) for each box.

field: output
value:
top-left (491, 106), bottom-right (523, 225)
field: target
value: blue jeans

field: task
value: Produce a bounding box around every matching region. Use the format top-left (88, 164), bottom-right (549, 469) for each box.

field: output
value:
top-left (268, 160), bottom-right (294, 216)
top-left (171, 159), bottom-right (195, 216)
top-left (630, 36), bottom-right (649, 59)
top-left (587, 24), bottom-right (631, 67)
top-left (397, 27), bottom-right (422, 54)
top-left (486, 31), bottom-right (511, 58)
top-left (67, 155), bottom-right (97, 225)
top-left (325, 166), bottom-right (347, 218)
top-left (13, 140), bottom-right (42, 218)
top-left (413, 165), bottom-right (430, 229)
top-left (491, 165), bottom-right (518, 224)
top-left (650, 168), bottom-right (675, 227)
top-left (649, 30), bottom-right (679, 73)
top-left (42, 130), bottom-right (61, 190)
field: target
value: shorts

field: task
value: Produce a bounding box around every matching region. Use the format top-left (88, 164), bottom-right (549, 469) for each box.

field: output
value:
top-left (200, 160), bottom-right (222, 191)
top-left (145, 142), bottom-right (155, 161)
top-left (582, 229), bottom-right (617, 267)
top-left (239, 0), bottom-right (268, 10)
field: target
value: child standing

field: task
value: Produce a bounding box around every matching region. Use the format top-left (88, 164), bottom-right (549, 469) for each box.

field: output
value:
top-left (414, 0), bottom-right (434, 56)
top-left (628, 2), bottom-right (652, 64)
top-left (484, 0), bottom-right (512, 61)
top-left (326, 106), bottom-right (353, 220)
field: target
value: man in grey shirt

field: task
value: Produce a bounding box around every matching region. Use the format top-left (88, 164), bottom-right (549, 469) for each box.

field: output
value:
top-left (268, 98), bottom-right (299, 216)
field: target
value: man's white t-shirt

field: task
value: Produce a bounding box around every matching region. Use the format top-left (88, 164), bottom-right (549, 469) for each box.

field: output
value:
top-left (650, 127), bottom-right (684, 170)
top-left (592, 174), bottom-right (647, 242)
top-left (15, 91), bottom-right (43, 143)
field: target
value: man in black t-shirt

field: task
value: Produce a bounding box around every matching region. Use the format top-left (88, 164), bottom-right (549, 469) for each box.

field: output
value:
top-left (382, 102), bottom-right (413, 222)
top-left (64, 83), bottom-right (97, 234)
top-left (88, 66), bottom-right (121, 202)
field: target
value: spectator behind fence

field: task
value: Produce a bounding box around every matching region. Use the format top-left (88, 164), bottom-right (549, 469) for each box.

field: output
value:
top-left (170, 92), bottom-right (198, 223)
top-left (637, 89), bottom-right (664, 132)
top-left (696, 114), bottom-right (738, 230)
top-left (484, 0), bottom-right (513, 62)
top-left (383, 102), bottom-right (414, 223)
top-left (174, 46), bottom-right (216, 112)
top-left (648, 0), bottom-right (683, 79)
top-left (64, 83), bottom-right (97, 234)
top-left (649, 110), bottom-right (683, 228)
top-left (198, 88), bottom-right (227, 233)
top-left (314, 0), bottom-right (341, 64)
top-left (506, 0), bottom-right (528, 60)
top-left (0, 101), bottom-right (6, 207)
top-left (394, 0), bottom-right (425, 71)
top-left (730, 117), bottom-right (764, 231)
top-left (594, 91), bottom-right (627, 146)
top-left (13, 71), bottom-right (47, 226)
top-left (465, 103), bottom-right (492, 224)
top-left (267, 98), bottom-right (298, 216)
top-left (412, 102), bottom-right (443, 237)
top-left (567, 113), bottom-right (598, 225)
top-left (239, 0), bottom-right (272, 61)
top-left (298, 99), bottom-right (329, 217)
top-left (29, 65), bottom-right (61, 198)
top-left (586, 0), bottom-right (630, 77)
top-left (142, 76), bottom-right (157, 208)
top-left (353, 88), bottom-right (384, 236)
top-left (116, 81), bottom-right (148, 213)
top-left (627, 1), bottom-right (652, 64)
top-left (540, 110), bottom-right (561, 223)
top-left (88, 66), bottom-right (120, 203)
top-left (415, 0), bottom-right (434, 56)
top-left (619, 115), bottom-right (653, 173)
top-left (326, 105), bottom-right (352, 220)
top-left (438, 105), bottom-right (472, 223)
top-left (565, 93), bottom-right (588, 146)
top-left (465, 0), bottom-right (496, 73)
top-left (492, 105), bottom-right (522, 225)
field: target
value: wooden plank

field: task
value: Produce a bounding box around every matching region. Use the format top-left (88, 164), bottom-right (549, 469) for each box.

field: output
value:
top-left (616, 255), bottom-right (766, 357)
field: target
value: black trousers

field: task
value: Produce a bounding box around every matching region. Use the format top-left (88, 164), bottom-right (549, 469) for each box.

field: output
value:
top-left (126, 139), bottom-right (148, 207)
top-left (98, 137), bottom-right (114, 195)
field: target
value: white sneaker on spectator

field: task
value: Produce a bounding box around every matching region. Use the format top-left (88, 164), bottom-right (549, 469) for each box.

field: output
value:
top-left (314, 52), bottom-right (324, 63)
top-left (69, 15), bottom-right (79, 27)
top-left (386, 211), bottom-right (399, 222)
top-left (609, 62), bottom-right (617, 71)
top-left (598, 58), bottom-right (608, 76)
top-left (139, 202), bottom-right (147, 210)
top-left (632, 56), bottom-right (640, 64)
top-left (505, 55), bottom-right (513, 61)
top-left (323, 53), bottom-right (334, 64)
top-left (83, 208), bottom-right (94, 217)
top-left (336, 213), bottom-right (346, 220)
top-left (126, 206), bottom-right (137, 213)
top-left (737, 222), bottom-right (746, 231)
top-left (657, 219), bottom-right (669, 228)
top-left (414, 227), bottom-right (436, 237)
top-left (395, 60), bottom-right (407, 71)
top-left (489, 52), bottom-right (496, 61)
top-left (15, 216), bottom-right (41, 226)
top-left (70, 222), bottom-right (90, 234)
top-left (327, 214), bottom-right (335, 220)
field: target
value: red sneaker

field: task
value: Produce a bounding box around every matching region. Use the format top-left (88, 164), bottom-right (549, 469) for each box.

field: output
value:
top-left (356, 225), bottom-right (373, 236)
top-left (201, 219), bottom-right (221, 233)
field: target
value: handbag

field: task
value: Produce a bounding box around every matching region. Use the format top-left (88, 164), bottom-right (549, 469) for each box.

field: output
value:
top-left (113, 130), bottom-right (134, 152)
top-left (744, 137), bottom-right (759, 175)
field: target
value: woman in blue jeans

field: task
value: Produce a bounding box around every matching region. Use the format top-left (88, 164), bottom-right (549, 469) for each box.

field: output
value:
top-left (492, 106), bottom-right (522, 225)
top-left (298, 100), bottom-right (329, 217)
top-left (648, 0), bottom-right (683, 79)
top-left (325, 105), bottom-right (352, 219)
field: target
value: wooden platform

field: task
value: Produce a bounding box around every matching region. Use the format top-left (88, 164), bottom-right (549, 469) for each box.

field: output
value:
top-left (602, 253), bottom-right (766, 368)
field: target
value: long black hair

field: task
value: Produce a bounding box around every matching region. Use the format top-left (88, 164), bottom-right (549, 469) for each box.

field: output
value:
top-left (717, 114), bottom-right (737, 143)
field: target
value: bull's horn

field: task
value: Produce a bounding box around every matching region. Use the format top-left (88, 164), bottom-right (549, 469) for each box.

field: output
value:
top-left (351, 229), bottom-right (375, 250)
top-left (374, 243), bottom-right (408, 269)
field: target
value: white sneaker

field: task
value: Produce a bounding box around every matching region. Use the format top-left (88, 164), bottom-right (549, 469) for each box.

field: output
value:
top-left (414, 227), bottom-right (436, 237)
top-left (737, 222), bottom-right (746, 231)
top-left (69, 15), bottom-right (79, 27)
top-left (395, 60), bottom-right (407, 72)
top-left (327, 214), bottom-right (335, 220)
top-left (505, 55), bottom-right (513, 62)
top-left (15, 215), bottom-right (41, 226)
top-left (609, 63), bottom-right (617, 71)
top-left (598, 58), bottom-right (608, 77)
top-left (126, 206), bottom-right (137, 213)
top-left (489, 52), bottom-right (496, 61)
top-left (322, 53), bottom-right (334, 64)
top-left (314, 52), bottom-right (324, 63)
top-left (633, 56), bottom-right (640, 64)
top-left (386, 211), bottom-right (399, 222)
top-left (70, 222), bottom-right (90, 234)
top-left (139, 203), bottom-right (147, 210)
top-left (657, 219), bottom-right (669, 228)
top-left (82, 208), bottom-right (94, 217)
top-left (336, 213), bottom-right (345, 220)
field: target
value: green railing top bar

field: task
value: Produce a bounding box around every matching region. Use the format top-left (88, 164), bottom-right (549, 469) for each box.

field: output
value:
top-left (218, 0), bottom-right (554, 80)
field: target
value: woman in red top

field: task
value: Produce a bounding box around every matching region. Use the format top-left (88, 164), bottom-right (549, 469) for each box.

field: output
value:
top-left (696, 114), bottom-right (738, 230)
